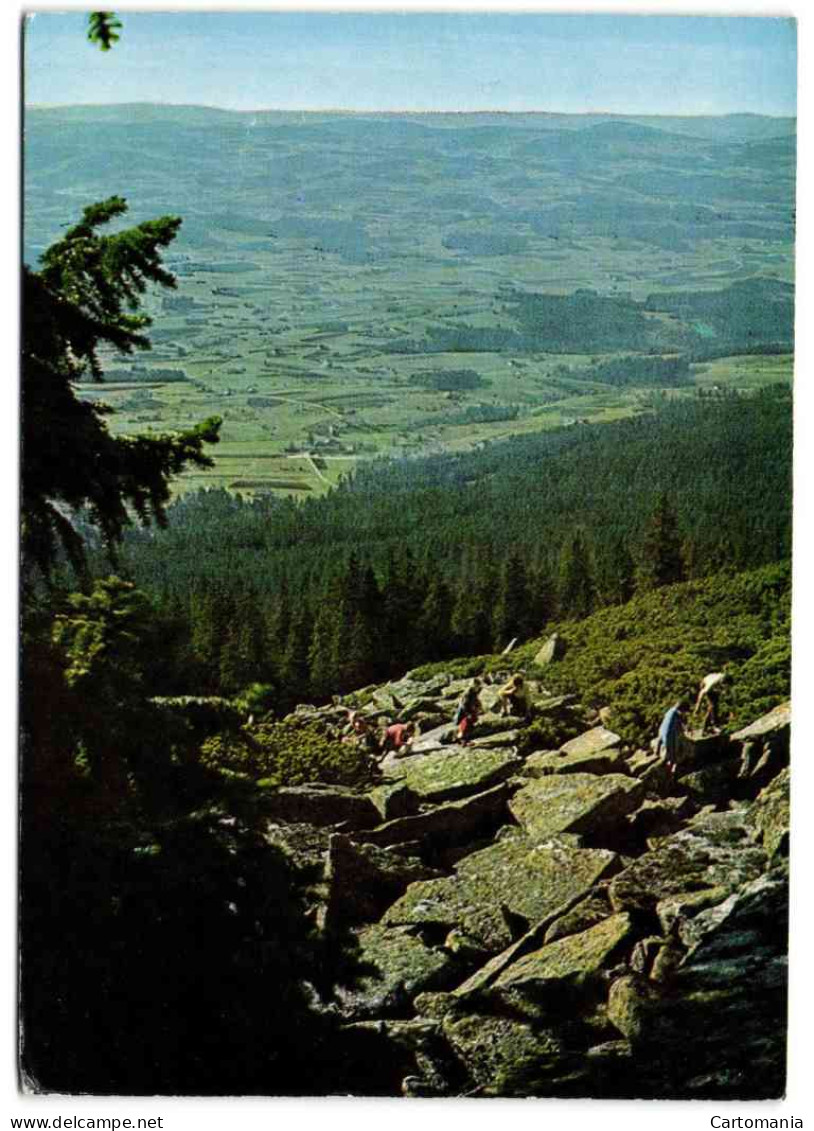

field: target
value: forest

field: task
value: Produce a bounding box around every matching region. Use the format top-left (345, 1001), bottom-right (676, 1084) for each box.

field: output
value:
top-left (88, 386), bottom-right (791, 708)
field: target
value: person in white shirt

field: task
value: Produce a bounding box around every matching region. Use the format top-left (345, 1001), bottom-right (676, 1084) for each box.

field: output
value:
top-left (694, 672), bottom-right (726, 735)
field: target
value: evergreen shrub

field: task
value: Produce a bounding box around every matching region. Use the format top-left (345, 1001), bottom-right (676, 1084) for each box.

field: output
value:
top-left (200, 719), bottom-right (372, 787)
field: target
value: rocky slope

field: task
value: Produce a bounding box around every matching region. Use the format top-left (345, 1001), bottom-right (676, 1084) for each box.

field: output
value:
top-left (259, 672), bottom-right (790, 1098)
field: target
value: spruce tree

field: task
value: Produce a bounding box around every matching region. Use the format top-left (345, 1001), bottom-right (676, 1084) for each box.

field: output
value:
top-left (638, 492), bottom-right (686, 590)
top-left (600, 537), bottom-right (636, 606)
top-left (381, 550), bottom-right (421, 677)
top-left (280, 606), bottom-right (313, 705)
top-left (419, 576), bottom-right (454, 662)
top-left (492, 553), bottom-right (531, 650)
top-left (557, 530), bottom-right (596, 620)
top-left (528, 561), bottom-right (556, 636)
top-left (22, 197), bottom-right (220, 580)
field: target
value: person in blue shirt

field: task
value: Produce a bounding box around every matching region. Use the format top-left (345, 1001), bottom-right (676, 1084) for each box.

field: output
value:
top-left (655, 698), bottom-right (689, 775)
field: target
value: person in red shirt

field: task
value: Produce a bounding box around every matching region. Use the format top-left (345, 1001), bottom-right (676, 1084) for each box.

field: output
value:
top-left (454, 679), bottom-right (482, 746)
top-left (381, 721), bottom-right (416, 755)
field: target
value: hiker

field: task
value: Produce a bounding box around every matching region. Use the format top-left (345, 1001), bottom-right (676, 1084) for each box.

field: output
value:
top-left (694, 672), bottom-right (726, 735)
top-left (343, 712), bottom-right (382, 760)
top-left (654, 698), bottom-right (689, 776)
top-left (498, 673), bottom-right (529, 718)
top-left (381, 721), bottom-right (416, 755)
top-left (454, 679), bottom-right (482, 746)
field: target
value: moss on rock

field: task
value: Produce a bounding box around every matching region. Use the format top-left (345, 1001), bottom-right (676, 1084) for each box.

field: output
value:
top-left (509, 773), bottom-right (644, 843)
top-left (383, 834), bottom-right (619, 953)
top-left (383, 746), bottom-right (520, 802)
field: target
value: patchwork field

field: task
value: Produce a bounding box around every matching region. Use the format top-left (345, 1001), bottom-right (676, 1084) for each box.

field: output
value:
top-left (26, 107), bottom-right (795, 496)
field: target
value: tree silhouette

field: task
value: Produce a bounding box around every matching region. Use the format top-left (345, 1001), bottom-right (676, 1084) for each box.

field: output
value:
top-left (558, 530), bottom-right (596, 620)
top-left (22, 197), bottom-right (221, 580)
top-left (87, 12), bottom-right (122, 51)
top-left (639, 492), bottom-right (686, 590)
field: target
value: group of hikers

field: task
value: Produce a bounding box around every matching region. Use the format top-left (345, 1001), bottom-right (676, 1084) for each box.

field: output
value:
top-left (337, 666), bottom-right (728, 775)
top-left (338, 671), bottom-right (533, 768)
top-left (453, 672), bottom-right (531, 744)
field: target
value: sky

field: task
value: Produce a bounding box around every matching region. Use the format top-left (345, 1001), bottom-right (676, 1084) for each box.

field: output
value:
top-left (24, 10), bottom-right (797, 116)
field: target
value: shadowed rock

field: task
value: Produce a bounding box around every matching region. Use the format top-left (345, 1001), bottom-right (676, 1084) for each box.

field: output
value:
top-left (367, 781), bottom-right (420, 821)
top-left (335, 923), bottom-right (461, 1019)
top-left (257, 783), bottom-right (381, 829)
top-left (607, 864), bottom-right (788, 1099)
top-left (323, 833), bottom-right (442, 927)
top-left (351, 781), bottom-right (515, 850)
top-left (626, 795), bottom-right (696, 842)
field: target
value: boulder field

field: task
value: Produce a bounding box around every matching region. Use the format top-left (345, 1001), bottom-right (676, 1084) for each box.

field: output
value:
top-left (261, 673), bottom-right (790, 1098)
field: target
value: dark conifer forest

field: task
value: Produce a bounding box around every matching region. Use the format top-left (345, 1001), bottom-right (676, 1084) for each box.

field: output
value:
top-left (95, 386), bottom-right (791, 707)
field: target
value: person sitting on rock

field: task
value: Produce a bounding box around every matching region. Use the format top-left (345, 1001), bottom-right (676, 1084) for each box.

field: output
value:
top-left (381, 721), bottom-right (416, 756)
top-left (655, 698), bottom-right (689, 775)
top-left (693, 672), bottom-right (726, 736)
top-left (498, 673), bottom-right (529, 718)
top-left (454, 679), bottom-right (482, 746)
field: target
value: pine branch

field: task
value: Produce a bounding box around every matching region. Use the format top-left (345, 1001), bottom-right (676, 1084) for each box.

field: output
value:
top-left (87, 12), bottom-right (122, 51)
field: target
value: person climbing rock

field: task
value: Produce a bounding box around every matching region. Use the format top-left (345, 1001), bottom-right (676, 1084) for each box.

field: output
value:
top-left (343, 712), bottom-right (382, 763)
top-left (694, 671), bottom-right (727, 735)
top-left (655, 698), bottom-right (689, 775)
top-left (498, 672), bottom-right (529, 718)
top-left (381, 720), bottom-right (416, 755)
top-left (454, 678), bottom-right (482, 746)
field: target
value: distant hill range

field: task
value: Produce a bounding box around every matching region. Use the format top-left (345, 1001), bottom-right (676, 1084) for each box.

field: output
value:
top-left (25, 101), bottom-right (795, 406)
top-left (27, 103), bottom-right (796, 141)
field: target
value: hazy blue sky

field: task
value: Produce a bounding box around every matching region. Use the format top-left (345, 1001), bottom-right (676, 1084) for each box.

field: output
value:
top-left (24, 11), bottom-right (797, 116)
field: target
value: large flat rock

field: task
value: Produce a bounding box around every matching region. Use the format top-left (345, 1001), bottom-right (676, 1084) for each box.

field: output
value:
top-left (524, 745), bottom-right (628, 778)
top-left (490, 912), bottom-right (635, 1014)
top-left (382, 833), bottom-right (619, 954)
top-left (382, 746), bottom-right (520, 802)
top-left (731, 701), bottom-right (790, 742)
top-left (410, 723), bottom-right (456, 754)
top-left (560, 727), bottom-right (622, 757)
top-left (509, 773), bottom-right (645, 842)
top-left (470, 729), bottom-right (522, 749)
